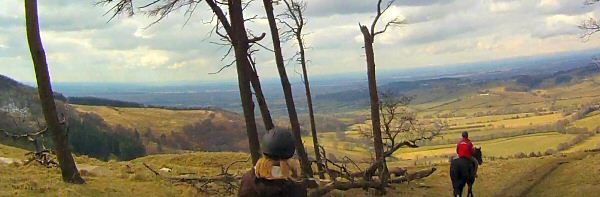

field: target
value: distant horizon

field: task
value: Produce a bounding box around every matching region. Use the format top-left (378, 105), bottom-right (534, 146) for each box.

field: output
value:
top-left (11, 46), bottom-right (600, 86)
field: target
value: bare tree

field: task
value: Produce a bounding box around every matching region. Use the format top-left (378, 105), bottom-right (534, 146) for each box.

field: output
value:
top-left (24, 0), bottom-right (84, 183)
top-left (307, 93), bottom-right (441, 196)
top-left (358, 92), bottom-right (444, 155)
top-left (259, 0), bottom-right (313, 177)
top-left (358, 0), bottom-right (403, 187)
top-left (279, 0), bottom-right (324, 179)
top-left (100, 0), bottom-right (271, 164)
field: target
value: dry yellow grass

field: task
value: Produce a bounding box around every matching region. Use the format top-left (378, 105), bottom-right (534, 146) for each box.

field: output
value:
top-left (527, 153), bottom-right (600, 197)
top-left (572, 113), bottom-right (600, 131)
top-left (563, 135), bottom-right (600, 153)
top-left (440, 113), bottom-right (531, 126)
top-left (72, 105), bottom-right (217, 134)
top-left (1, 140), bottom-right (599, 197)
top-left (394, 132), bottom-right (575, 160)
top-left (490, 113), bottom-right (563, 128)
top-left (0, 143), bottom-right (249, 197)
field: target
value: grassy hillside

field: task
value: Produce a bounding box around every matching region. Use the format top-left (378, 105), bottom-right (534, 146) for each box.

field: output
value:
top-left (71, 105), bottom-right (252, 154)
top-left (2, 142), bottom-right (599, 197)
top-left (387, 152), bottom-right (600, 197)
top-left (0, 75), bottom-right (146, 161)
top-left (0, 143), bottom-right (247, 197)
top-left (73, 105), bottom-right (217, 135)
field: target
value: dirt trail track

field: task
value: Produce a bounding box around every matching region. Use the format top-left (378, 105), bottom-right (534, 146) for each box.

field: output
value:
top-left (495, 152), bottom-right (591, 197)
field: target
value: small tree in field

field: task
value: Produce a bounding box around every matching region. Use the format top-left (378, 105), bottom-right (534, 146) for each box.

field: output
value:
top-left (311, 92), bottom-right (441, 196)
top-left (358, 92), bottom-right (444, 155)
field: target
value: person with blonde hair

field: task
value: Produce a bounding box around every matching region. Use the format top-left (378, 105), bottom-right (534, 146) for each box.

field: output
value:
top-left (239, 130), bottom-right (307, 197)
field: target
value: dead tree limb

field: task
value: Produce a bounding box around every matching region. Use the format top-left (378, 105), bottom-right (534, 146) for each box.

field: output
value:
top-left (1, 127), bottom-right (58, 168)
top-left (309, 167), bottom-right (436, 197)
top-left (580, 0), bottom-right (600, 39)
top-left (580, 18), bottom-right (600, 40)
top-left (143, 158), bottom-right (247, 194)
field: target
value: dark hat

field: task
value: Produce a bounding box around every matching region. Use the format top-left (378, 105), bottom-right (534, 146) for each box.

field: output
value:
top-left (262, 130), bottom-right (296, 160)
top-left (462, 131), bottom-right (469, 138)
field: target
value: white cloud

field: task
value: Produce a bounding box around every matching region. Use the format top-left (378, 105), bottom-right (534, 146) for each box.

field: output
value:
top-left (167, 63), bottom-right (185, 70)
top-left (532, 12), bottom-right (597, 38)
top-left (538, 0), bottom-right (561, 10)
top-left (489, 1), bottom-right (521, 13)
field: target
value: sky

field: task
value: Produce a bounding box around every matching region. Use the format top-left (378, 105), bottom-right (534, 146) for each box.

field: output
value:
top-left (2, 0), bottom-right (600, 83)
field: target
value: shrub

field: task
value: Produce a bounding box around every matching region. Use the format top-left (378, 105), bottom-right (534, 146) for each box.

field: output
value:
top-left (544, 149), bottom-right (557, 155)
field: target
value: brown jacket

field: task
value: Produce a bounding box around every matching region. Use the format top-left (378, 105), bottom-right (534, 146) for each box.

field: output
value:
top-left (238, 169), bottom-right (307, 197)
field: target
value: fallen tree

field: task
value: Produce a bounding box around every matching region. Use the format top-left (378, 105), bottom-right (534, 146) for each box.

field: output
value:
top-left (1, 123), bottom-right (58, 168)
top-left (142, 158), bottom-right (248, 194)
top-left (309, 167), bottom-right (436, 197)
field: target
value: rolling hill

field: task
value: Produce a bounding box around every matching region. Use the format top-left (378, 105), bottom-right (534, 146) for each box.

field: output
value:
top-left (315, 65), bottom-right (600, 114)
top-left (71, 104), bottom-right (254, 154)
top-left (0, 74), bottom-right (254, 161)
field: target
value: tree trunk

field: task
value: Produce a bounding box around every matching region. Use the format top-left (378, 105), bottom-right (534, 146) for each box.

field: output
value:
top-left (359, 25), bottom-right (387, 184)
top-left (24, 0), bottom-right (84, 184)
top-left (297, 32), bottom-right (324, 179)
top-left (249, 70), bottom-right (275, 131)
top-left (261, 0), bottom-right (313, 177)
top-left (227, 0), bottom-right (261, 164)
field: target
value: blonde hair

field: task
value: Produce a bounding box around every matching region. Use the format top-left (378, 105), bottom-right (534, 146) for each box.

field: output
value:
top-left (255, 156), bottom-right (301, 180)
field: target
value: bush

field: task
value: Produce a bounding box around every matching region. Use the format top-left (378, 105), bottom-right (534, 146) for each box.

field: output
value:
top-left (544, 149), bottom-right (557, 155)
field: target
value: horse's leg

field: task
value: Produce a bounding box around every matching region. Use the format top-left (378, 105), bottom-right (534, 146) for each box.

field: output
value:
top-left (457, 180), bottom-right (466, 197)
top-left (467, 183), bottom-right (474, 197)
top-left (453, 183), bottom-right (462, 197)
top-left (453, 187), bottom-right (461, 197)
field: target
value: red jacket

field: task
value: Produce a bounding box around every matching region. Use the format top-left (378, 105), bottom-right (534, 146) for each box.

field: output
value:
top-left (457, 137), bottom-right (474, 158)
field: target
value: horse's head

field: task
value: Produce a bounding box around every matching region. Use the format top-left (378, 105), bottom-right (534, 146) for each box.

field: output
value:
top-left (473, 147), bottom-right (483, 165)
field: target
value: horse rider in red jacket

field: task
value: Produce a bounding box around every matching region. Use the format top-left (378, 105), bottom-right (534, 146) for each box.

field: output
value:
top-left (457, 131), bottom-right (478, 176)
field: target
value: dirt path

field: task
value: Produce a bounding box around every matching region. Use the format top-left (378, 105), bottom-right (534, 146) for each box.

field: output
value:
top-left (494, 153), bottom-right (590, 197)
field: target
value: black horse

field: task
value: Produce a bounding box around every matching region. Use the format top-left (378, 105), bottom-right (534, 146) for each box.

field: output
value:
top-left (450, 147), bottom-right (483, 197)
